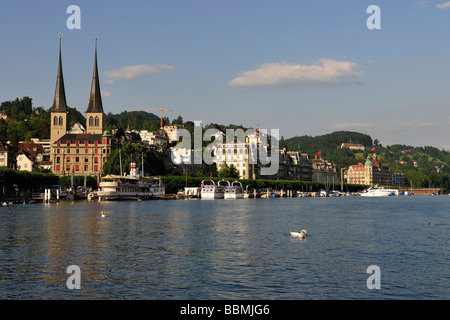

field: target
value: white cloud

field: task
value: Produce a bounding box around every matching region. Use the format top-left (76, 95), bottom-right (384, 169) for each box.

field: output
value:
top-left (101, 90), bottom-right (112, 98)
top-left (418, 122), bottom-right (435, 127)
top-left (415, 1), bottom-right (428, 7)
top-left (228, 59), bottom-right (363, 88)
top-left (102, 63), bottom-right (177, 84)
top-left (436, 1), bottom-right (450, 9)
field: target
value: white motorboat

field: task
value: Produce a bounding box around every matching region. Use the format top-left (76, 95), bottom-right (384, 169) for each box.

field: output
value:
top-left (200, 180), bottom-right (225, 199)
top-left (360, 187), bottom-right (396, 197)
top-left (224, 181), bottom-right (244, 199)
top-left (97, 159), bottom-right (165, 201)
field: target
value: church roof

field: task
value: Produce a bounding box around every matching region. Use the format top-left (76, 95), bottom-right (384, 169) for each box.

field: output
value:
top-left (86, 39), bottom-right (104, 114)
top-left (53, 133), bottom-right (103, 144)
top-left (51, 39), bottom-right (68, 113)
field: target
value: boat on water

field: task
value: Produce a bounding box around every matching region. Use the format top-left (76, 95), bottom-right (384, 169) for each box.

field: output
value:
top-left (360, 186), bottom-right (396, 197)
top-left (97, 159), bottom-right (165, 201)
top-left (200, 179), bottom-right (225, 199)
top-left (224, 181), bottom-right (245, 199)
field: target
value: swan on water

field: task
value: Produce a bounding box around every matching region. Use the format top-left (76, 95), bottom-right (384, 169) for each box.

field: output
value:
top-left (290, 229), bottom-right (307, 239)
top-left (101, 211), bottom-right (105, 218)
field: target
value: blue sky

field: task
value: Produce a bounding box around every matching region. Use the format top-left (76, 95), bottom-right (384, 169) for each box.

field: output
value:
top-left (1, 0), bottom-right (450, 150)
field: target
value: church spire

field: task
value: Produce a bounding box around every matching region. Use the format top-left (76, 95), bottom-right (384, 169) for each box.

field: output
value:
top-left (87, 38), bottom-right (104, 113)
top-left (51, 33), bottom-right (68, 112)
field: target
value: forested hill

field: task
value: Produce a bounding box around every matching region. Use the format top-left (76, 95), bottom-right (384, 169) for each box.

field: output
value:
top-left (284, 131), bottom-right (373, 154)
top-left (282, 131), bottom-right (374, 171)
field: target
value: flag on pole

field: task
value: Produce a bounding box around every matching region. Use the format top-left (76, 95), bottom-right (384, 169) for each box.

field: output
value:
top-left (371, 146), bottom-right (375, 151)
top-left (316, 150), bottom-right (321, 157)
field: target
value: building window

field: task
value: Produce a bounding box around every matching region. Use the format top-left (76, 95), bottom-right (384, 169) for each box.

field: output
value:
top-left (75, 157), bottom-right (80, 163)
top-left (85, 157), bottom-right (89, 163)
top-left (89, 116), bottom-right (94, 127)
top-left (95, 141), bottom-right (98, 147)
top-left (66, 157), bottom-right (70, 162)
top-left (95, 116), bottom-right (99, 127)
top-left (66, 165), bottom-right (70, 171)
top-left (56, 165), bottom-right (60, 171)
top-left (95, 149), bottom-right (98, 154)
top-left (53, 116), bottom-right (58, 126)
top-left (56, 157), bottom-right (60, 164)
top-left (75, 165), bottom-right (80, 171)
top-left (85, 149), bottom-right (89, 154)
top-left (94, 157), bottom-right (98, 163)
top-left (95, 165), bottom-right (98, 171)
top-left (76, 149), bottom-right (79, 154)
top-left (85, 141), bottom-right (88, 147)
top-left (59, 116), bottom-right (63, 126)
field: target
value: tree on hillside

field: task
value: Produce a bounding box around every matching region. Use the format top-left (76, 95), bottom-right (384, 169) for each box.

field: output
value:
top-left (172, 115), bottom-right (184, 126)
top-left (218, 164), bottom-right (239, 179)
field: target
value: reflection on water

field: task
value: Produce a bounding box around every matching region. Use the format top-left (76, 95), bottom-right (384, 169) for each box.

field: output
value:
top-left (0, 196), bottom-right (449, 299)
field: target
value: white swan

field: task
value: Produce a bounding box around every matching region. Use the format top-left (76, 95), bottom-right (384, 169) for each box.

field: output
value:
top-left (290, 229), bottom-right (307, 239)
top-left (101, 211), bottom-right (105, 218)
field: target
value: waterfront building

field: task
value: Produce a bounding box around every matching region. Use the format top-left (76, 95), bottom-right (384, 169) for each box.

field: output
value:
top-left (49, 38), bottom-right (111, 176)
top-left (311, 156), bottom-right (337, 184)
top-left (215, 142), bottom-right (251, 179)
top-left (346, 154), bottom-right (392, 186)
top-left (16, 149), bottom-right (35, 172)
top-left (262, 149), bottom-right (313, 181)
top-left (392, 173), bottom-right (405, 187)
top-left (0, 141), bottom-right (13, 168)
top-left (15, 143), bottom-right (48, 172)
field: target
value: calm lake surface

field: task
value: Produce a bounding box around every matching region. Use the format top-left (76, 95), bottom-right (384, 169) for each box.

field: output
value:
top-left (0, 196), bottom-right (449, 300)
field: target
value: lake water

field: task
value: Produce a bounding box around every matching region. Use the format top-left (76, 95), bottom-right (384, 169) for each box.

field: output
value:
top-left (0, 196), bottom-right (449, 300)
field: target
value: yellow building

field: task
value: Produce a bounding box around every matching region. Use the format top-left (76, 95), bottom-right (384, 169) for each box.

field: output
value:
top-left (346, 154), bottom-right (392, 186)
top-left (50, 39), bottom-right (111, 176)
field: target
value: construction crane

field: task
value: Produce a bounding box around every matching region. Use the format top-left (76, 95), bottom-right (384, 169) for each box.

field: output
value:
top-left (123, 108), bottom-right (173, 128)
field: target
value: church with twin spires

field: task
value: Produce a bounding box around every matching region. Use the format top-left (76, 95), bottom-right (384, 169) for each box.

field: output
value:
top-left (50, 38), bottom-right (111, 176)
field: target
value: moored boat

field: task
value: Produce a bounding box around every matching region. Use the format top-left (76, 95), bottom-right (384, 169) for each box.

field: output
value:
top-left (200, 179), bottom-right (225, 199)
top-left (224, 181), bottom-right (244, 199)
top-left (97, 159), bottom-right (165, 201)
top-left (360, 186), bottom-right (396, 197)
